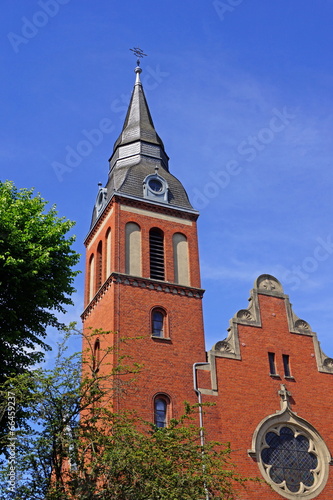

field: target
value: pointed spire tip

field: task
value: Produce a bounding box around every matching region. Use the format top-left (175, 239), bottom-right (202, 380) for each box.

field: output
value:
top-left (134, 65), bottom-right (142, 85)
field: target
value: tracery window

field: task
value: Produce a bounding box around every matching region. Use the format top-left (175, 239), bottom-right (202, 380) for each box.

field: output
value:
top-left (250, 385), bottom-right (331, 500)
top-left (261, 426), bottom-right (318, 494)
top-left (255, 419), bottom-right (331, 500)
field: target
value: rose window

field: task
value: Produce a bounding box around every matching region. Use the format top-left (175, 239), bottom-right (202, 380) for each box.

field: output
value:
top-left (261, 426), bottom-right (319, 494)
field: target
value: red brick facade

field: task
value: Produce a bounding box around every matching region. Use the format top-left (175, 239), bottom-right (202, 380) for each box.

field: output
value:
top-left (196, 275), bottom-right (333, 499)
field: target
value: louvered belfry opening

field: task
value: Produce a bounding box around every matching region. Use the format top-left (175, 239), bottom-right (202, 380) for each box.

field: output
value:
top-left (149, 228), bottom-right (165, 280)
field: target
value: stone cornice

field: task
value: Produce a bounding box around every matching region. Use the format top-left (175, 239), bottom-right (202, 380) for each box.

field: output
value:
top-left (81, 272), bottom-right (205, 320)
top-left (84, 192), bottom-right (198, 246)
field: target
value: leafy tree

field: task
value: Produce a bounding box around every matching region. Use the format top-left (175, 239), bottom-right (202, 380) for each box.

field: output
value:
top-left (0, 181), bottom-right (80, 381)
top-left (0, 330), bottom-right (256, 499)
top-left (0, 181), bottom-right (79, 451)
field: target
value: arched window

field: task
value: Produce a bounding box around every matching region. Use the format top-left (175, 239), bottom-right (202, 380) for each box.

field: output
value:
top-left (151, 308), bottom-right (166, 337)
top-left (149, 228), bottom-right (165, 280)
top-left (88, 254), bottom-right (95, 302)
top-left (93, 338), bottom-right (100, 373)
top-left (173, 233), bottom-right (189, 285)
top-left (154, 395), bottom-right (170, 428)
top-left (96, 241), bottom-right (103, 290)
top-left (105, 228), bottom-right (111, 279)
top-left (125, 222), bottom-right (141, 276)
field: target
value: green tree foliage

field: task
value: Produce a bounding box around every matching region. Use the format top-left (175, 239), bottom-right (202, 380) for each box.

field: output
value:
top-left (0, 330), bottom-right (256, 499)
top-left (0, 181), bottom-right (80, 380)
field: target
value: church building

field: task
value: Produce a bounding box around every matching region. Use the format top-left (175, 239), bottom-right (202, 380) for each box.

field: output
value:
top-left (81, 61), bottom-right (333, 499)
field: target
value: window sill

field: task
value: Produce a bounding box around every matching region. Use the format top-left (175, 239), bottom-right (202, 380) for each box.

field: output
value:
top-left (151, 335), bottom-right (172, 343)
top-left (269, 373), bottom-right (281, 379)
top-left (284, 375), bottom-right (295, 380)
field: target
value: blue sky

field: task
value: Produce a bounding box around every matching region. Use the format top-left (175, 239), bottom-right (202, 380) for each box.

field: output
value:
top-left (1, 0), bottom-right (333, 358)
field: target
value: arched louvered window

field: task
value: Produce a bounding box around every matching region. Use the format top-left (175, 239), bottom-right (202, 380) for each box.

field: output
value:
top-left (96, 241), bottom-right (103, 290)
top-left (88, 254), bottom-right (95, 302)
top-left (105, 228), bottom-right (111, 279)
top-left (149, 228), bottom-right (165, 280)
top-left (154, 395), bottom-right (170, 428)
top-left (173, 233), bottom-right (189, 285)
top-left (125, 222), bottom-right (142, 276)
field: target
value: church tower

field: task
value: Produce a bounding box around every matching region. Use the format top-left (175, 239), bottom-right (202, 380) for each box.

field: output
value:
top-left (81, 61), bottom-right (206, 423)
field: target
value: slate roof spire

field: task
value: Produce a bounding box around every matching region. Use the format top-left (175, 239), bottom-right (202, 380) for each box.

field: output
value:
top-left (110, 62), bottom-right (167, 170)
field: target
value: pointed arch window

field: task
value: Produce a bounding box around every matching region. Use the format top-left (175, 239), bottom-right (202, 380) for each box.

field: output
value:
top-left (149, 228), bottom-right (165, 280)
top-left (154, 395), bottom-right (170, 428)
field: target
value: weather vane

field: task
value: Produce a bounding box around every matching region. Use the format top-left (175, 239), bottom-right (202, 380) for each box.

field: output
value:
top-left (130, 47), bottom-right (147, 66)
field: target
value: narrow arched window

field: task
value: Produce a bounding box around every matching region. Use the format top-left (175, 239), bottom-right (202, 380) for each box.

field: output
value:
top-left (88, 254), bottom-right (95, 302)
top-left (152, 309), bottom-right (165, 337)
top-left (105, 228), bottom-right (111, 279)
top-left (96, 241), bottom-right (103, 290)
top-left (150, 228), bottom-right (165, 280)
top-left (93, 338), bottom-right (100, 373)
top-left (125, 222), bottom-right (142, 276)
top-left (173, 233), bottom-right (189, 285)
top-left (154, 395), bottom-right (170, 428)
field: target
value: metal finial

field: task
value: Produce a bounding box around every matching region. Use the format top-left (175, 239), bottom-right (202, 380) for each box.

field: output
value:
top-left (130, 47), bottom-right (147, 67)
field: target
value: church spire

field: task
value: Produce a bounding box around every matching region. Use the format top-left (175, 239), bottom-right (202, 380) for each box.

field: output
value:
top-left (90, 55), bottom-right (195, 230)
top-left (111, 63), bottom-right (166, 160)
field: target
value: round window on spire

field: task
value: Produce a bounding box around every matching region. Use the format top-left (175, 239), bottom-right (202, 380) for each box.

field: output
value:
top-left (143, 172), bottom-right (169, 203)
top-left (148, 178), bottom-right (163, 193)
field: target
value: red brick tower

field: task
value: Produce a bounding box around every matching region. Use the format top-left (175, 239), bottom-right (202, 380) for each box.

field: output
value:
top-left (82, 62), bottom-right (206, 423)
